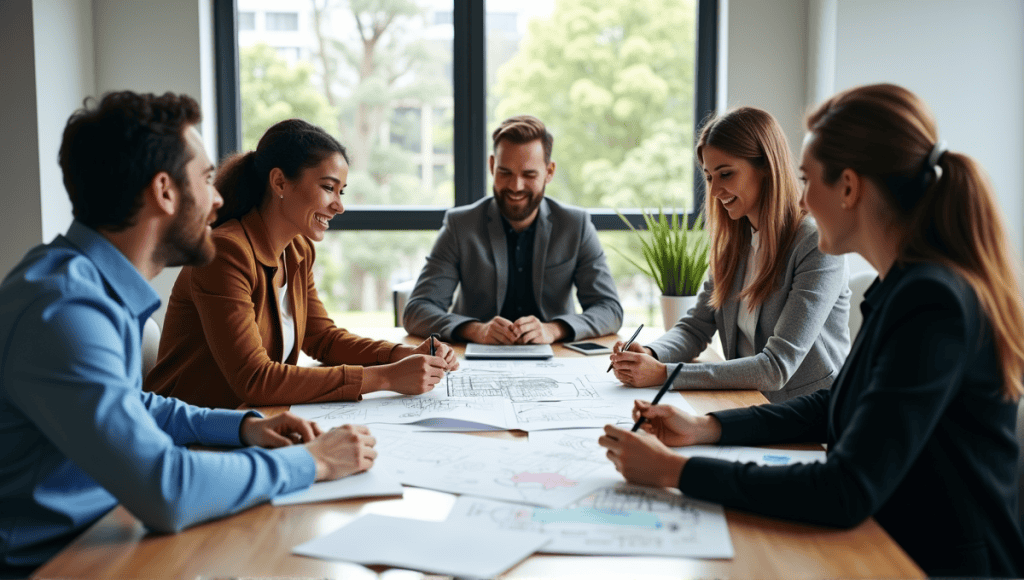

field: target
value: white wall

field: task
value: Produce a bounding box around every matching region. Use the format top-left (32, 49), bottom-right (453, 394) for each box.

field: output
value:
top-left (723, 0), bottom-right (1024, 275)
top-left (720, 0), bottom-right (809, 160)
top-left (34, 0), bottom-right (95, 243)
top-left (0, 0), bottom-right (45, 279)
top-left (831, 0), bottom-right (1024, 260)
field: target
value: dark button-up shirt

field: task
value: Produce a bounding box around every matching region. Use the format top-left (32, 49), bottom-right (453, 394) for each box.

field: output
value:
top-left (499, 217), bottom-right (541, 321)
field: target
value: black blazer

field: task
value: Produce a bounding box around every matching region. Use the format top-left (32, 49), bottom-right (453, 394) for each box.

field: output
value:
top-left (679, 262), bottom-right (1024, 577)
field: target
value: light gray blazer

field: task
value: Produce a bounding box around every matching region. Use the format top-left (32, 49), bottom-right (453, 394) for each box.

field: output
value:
top-left (403, 197), bottom-right (623, 341)
top-left (647, 219), bottom-right (851, 403)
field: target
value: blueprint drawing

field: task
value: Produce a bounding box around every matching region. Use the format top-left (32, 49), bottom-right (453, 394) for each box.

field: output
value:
top-left (445, 483), bottom-right (733, 558)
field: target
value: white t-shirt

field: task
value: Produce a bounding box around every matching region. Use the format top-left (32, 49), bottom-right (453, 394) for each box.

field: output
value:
top-left (277, 261), bottom-right (296, 363)
top-left (736, 230), bottom-right (761, 358)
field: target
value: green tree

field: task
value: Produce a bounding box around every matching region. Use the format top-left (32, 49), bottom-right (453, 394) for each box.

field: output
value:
top-left (493, 0), bottom-right (697, 210)
top-left (239, 44), bottom-right (338, 151)
top-left (311, 0), bottom-right (449, 205)
top-left (306, 1), bottom-right (451, 314)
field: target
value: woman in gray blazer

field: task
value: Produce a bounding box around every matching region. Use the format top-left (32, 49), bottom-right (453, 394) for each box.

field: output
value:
top-left (610, 107), bottom-right (850, 403)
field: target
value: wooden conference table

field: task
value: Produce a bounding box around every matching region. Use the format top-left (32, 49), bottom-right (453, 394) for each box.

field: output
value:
top-left (34, 329), bottom-right (924, 579)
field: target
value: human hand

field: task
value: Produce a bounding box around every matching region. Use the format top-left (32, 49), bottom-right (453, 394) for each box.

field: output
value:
top-left (597, 424), bottom-right (686, 488)
top-left (610, 349), bottom-right (666, 387)
top-left (240, 412), bottom-right (322, 448)
top-left (363, 354), bottom-right (447, 395)
top-left (612, 340), bottom-right (649, 355)
top-left (632, 401), bottom-right (722, 447)
top-left (305, 424), bottom-right (377, 481)
top-left (512, 316), bottom-right (566, 344)
top-left (460, 317), bottom-right (519, 344)
top-left (405, 337), bottom-right (460, 371)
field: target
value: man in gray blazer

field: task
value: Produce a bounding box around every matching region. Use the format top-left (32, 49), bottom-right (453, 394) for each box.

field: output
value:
top-left (403, 115), bottom-right (623, 344)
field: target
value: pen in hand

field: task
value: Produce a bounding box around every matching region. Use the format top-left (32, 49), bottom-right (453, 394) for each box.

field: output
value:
top-left (631, 363), bottom-right (683, 432)
top-left (607, 323), bottom-right (644, 373)
top-left (429, 333), bottom-right (440, 357)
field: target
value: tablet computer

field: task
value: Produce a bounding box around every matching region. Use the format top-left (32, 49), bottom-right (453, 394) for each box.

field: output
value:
top-left (463, 343), bottom-right (554, 359)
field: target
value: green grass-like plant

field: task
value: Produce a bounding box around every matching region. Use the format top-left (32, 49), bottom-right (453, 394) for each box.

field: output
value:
top-left (614, 209), bottom-right (710, 296)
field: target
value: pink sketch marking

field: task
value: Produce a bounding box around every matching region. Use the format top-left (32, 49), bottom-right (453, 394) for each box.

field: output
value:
top-left (510, 472), bottom-right (578, 489)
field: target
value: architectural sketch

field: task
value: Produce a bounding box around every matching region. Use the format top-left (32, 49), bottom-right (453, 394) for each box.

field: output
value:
top-left (446, 371), bottom-right (600, 401)
top-left (446, 487), bottom-right (734, 558)
top-left (372, 430), bottom-right (619, 507)
top-left (289, 397), bottom-right (511, 431)
top-left (509, 400), bottom-right (631, 430)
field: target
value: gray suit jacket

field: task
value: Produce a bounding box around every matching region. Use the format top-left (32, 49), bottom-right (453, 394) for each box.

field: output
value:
top-left (403, 197), bottom-right (623, 341)
top-left (647, 219), bottom-right (851, 403)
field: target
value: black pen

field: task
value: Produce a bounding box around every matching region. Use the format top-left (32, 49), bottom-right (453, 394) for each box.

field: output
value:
top-left (631, 363), bottom-right (683, 432)
top-left (607, 323), bottom-right (644, 372)
top-left (429, 333), bottom-right (440, 357)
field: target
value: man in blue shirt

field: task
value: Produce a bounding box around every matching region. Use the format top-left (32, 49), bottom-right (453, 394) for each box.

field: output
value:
top-left (0, 91), bottom-right (377, 575)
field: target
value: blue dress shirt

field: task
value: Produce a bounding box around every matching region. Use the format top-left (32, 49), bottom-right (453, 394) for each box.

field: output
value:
top-left (0, 222), bottom-right (316, 570)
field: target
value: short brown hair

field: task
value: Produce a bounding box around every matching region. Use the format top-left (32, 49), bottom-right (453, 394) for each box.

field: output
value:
top-left (492, 115), bottom-right (553, 163)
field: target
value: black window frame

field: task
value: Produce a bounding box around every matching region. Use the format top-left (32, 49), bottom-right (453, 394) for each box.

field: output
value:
top-left (214, 0), bottom-right (717, 231)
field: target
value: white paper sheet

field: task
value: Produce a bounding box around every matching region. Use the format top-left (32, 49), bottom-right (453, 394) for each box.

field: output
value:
top-left (293, 513), bottom-right (548, 578)
top-left (373, 430), bottom-right (621, 508)
top-left (271, 468), bottom-right (404, 506)
top-left (527, 431), bottom-right (825, 470)
top-left (290, 397), bottom-right (512, 431)
top-left (445, 483), bottom-right (734, 558)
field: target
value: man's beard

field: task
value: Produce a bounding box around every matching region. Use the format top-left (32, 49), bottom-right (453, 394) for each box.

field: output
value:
top-left (494, 182), bottom-right (545, 224)
top-left (159, 183), bottom-right (216, 268)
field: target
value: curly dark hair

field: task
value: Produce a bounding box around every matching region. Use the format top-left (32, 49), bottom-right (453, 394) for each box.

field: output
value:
top-left (214, 119), bottom-right (348, 227)
top-left (58, 91), bottom-right (201, 232)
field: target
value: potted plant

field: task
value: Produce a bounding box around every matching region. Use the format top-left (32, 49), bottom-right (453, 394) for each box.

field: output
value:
top-left (615, 208), bottom-right (710, 330)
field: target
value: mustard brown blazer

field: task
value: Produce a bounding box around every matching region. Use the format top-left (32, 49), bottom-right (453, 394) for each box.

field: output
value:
top-left (144, 210), bottom-right (400, 408)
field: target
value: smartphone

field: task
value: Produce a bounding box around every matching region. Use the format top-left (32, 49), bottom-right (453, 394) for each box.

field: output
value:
top-left (564, 341), bottom-right (613, 355)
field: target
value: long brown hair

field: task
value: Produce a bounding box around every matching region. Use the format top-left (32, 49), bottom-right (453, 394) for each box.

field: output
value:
top-left (806, 83), bottom-right (1024, 400)
top-left (697, 107), bottom-right (804, 310)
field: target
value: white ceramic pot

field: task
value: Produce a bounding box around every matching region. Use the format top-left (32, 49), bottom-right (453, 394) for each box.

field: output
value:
top-left (660, 294), bottom-right (698, 331)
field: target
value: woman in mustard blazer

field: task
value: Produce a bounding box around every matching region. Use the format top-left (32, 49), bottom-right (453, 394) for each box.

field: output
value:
top-left (145, 119), bottom-right (457, 408)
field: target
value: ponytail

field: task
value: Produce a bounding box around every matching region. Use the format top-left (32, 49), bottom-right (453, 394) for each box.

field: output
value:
top-left (902, 152), bottom-right (1024, 400)
top-left (214, 151), bottom-right (265, 227)
top-left (807, 83), bottom-right (1024, 400)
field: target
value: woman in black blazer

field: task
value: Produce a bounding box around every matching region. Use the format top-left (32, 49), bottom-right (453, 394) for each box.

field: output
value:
top-left (599, 83), bottom-right (1024, 577)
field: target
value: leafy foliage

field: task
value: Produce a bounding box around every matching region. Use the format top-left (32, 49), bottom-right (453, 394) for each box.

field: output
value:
top-left (614, 209), bottom-right (709, 296)
top-left (493, 0), bottom-right (697, 210)
top-left (239, 44), bottom-right (338, 152)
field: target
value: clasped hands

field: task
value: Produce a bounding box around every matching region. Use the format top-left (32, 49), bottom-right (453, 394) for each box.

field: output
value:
top-left (240, 413), bottom-right (377, 482)
top-left (598, 400), bottom-right (722, 488)
top-left (460, 315), bottom-right (568, 344)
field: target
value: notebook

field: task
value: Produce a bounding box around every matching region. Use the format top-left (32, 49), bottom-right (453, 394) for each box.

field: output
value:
top-left (463, 343), bottom-right (554, 359)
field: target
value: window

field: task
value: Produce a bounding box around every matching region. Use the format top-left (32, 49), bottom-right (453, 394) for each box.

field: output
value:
top-left (265, 11), bottom-right (298, 32)
top-left (216, 0), bottom-right (716, 326)
top-left (237, 11), bottom-right (255, 31)
top-left (487, 1), bottom-right (698, 212)
top-left (275, 46), bottom-right (301, 62)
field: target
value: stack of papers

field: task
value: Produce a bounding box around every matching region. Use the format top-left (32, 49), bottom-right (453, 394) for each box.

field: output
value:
top-left (285, 356), bottom-right (787, 575)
